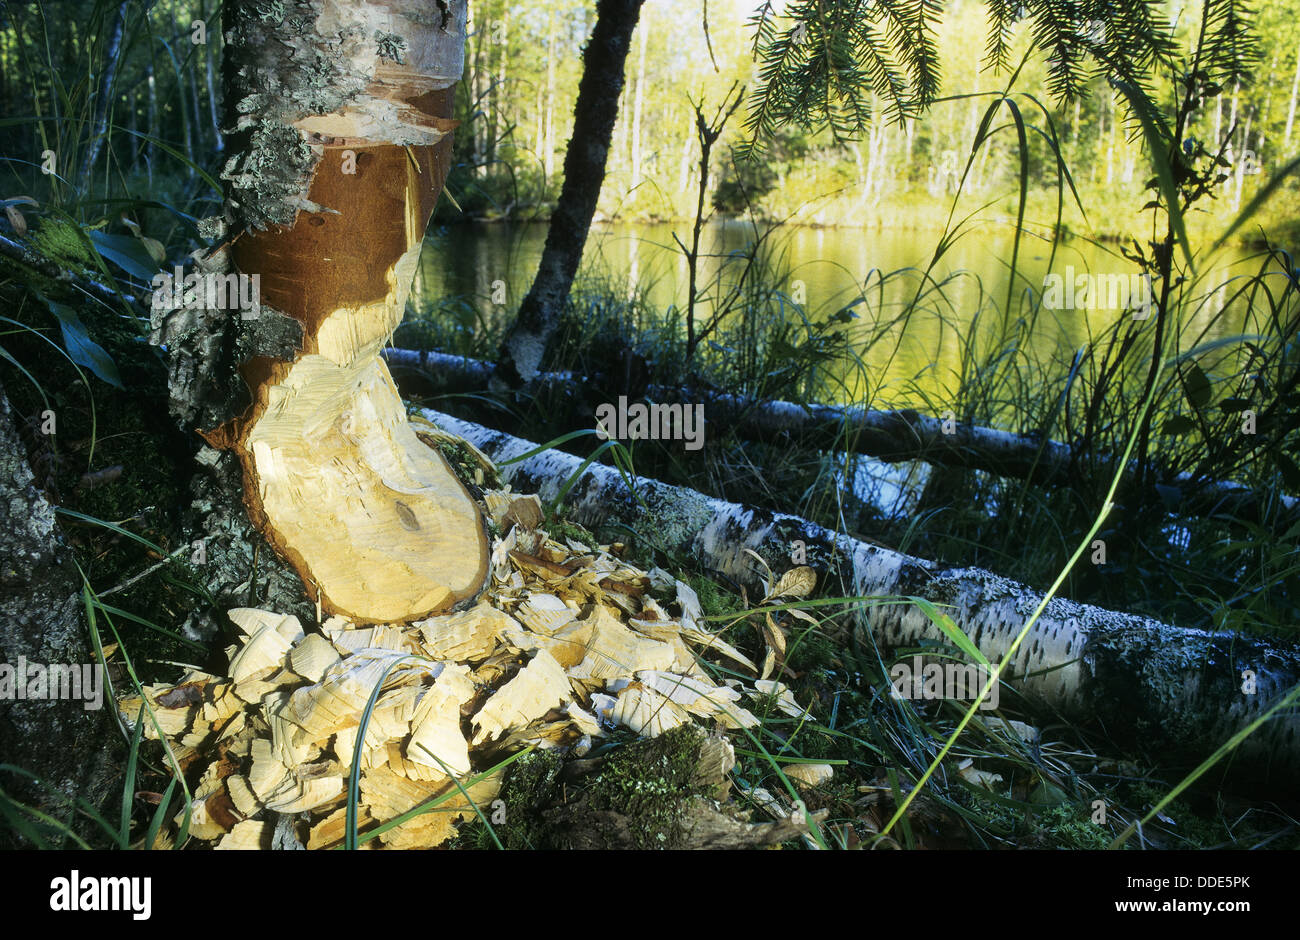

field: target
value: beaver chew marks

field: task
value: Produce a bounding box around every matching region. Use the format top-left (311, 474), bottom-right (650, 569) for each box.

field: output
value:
top-left (226, 0), bottom-right (487, 622)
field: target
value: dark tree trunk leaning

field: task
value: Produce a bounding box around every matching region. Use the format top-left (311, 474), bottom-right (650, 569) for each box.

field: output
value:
top-left (493, 0), bottom-right (646, 391)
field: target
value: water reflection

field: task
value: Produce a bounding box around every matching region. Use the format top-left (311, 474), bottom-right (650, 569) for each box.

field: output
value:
top-left (414, 220), bottom-right (1258, 409)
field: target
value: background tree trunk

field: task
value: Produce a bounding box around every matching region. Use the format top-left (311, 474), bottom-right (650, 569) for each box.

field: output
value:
top-left (493, 0), bottom-right (645, 391)
top-left (75, 1), bottom-right (129, 196)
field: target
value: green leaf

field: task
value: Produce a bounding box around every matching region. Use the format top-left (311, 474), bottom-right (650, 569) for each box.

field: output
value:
top-left (120, 705), bottom-right (145, 846)
top-left (1182, 361), bottom-right (1211, 410)
top-left (43, 300), bottom-right (123, 389)
top-left (144, 777), bottom-right (179, 851)
top-left (911, 596), bottom-right (990, 667)
top-left (1161, 414), bottom-right (1196, 435)
top-left (1275, 451), bottom-right (1300, 494)
top-left (88, 231), bottom-right (160, 281)
top-left (1218, 397), bottom-right (1252, 413)
top-left (1111, 80), bottom-right (1194, 274)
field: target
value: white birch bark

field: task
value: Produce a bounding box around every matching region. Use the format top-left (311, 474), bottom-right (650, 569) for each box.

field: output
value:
top-left (1286, 40), bottom-right (1300, 148)
top-left (422, 407), bottom-right (1300, 777)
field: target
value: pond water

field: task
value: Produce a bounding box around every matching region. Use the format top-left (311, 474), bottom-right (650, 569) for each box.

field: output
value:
top-left (412, 219), bottom-right (1260, 410)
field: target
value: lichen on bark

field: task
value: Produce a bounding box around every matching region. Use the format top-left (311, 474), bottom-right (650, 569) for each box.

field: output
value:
top-left (0, 381), bottom-right (122, 843)
top-left (220, 1), bottom-right (366, 230)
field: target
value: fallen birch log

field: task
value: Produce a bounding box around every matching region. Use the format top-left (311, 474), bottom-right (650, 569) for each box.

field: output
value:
top-left (386, 347), bottom-right (1297, 530)
top-left (424, 406), bottom-right (1300, 779)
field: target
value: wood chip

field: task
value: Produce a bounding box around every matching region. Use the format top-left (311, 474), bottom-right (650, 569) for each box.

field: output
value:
top-left (288, 633), bottom-right (342, 682)
top-left (216, 819), bottom-right (273, 850)
top-left (406, 664), bottom-right (474, 776)
top-left (607, 683), bottom-right (691, 737)
top-left (513, 593), bottom-right (576, 635)
top-left (471, 649), bottom-right (571, 745)
top-left (415, 602), bottom-right (514, 661)
top-left (566, 606), bottom-right (675, 681)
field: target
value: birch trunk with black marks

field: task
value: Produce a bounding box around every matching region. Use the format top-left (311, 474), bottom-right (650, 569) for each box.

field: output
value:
top-left (386, 347), bottom-right (1298, 531)
top-left (150, 0), bottom-right (487, 625)
top-left (75, 1), bottom-right (129, 196)
top-left (493, 0), bottom-right (645, 391)
top-left (424, 407), bottom-right (1300, 782)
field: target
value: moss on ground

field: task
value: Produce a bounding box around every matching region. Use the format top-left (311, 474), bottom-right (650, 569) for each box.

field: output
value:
top-left (28, 218), bottom-right (95, 269)
top-left (575, 726), bottom-right (711, 849)
top-left (435, 438), bottom-right (499, 491)
top-left (458, 727), bottom-right (729, 850)
top-left (542, 513), bottom-right (598, 548)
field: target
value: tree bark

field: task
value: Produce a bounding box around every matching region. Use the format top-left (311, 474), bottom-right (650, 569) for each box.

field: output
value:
top-left (385, 347), bottom-right (1299, 531)
top-left (150, 0), bottom-right (487, 625)
top-left (0, 380), bottom-right (122, 845)
top-left (423, 406), bottom-right (1300, 781)
top-left (493, 0), bottom-right (645, 391)
top-left (75, 1), bottom-right (129, 196)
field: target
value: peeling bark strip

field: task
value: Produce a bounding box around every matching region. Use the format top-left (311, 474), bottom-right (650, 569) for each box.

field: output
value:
top-left (212, 0), bottom-right (487, 623)
top-left (386, 347), bottom-right (1298, 530)
top-left (423, 408), bottom-right (1300, 777)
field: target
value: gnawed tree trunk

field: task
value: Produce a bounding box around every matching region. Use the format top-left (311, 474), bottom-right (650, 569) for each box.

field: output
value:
top-left (153, 0), bottom-right (487, 624)
top-left (493, 0), bottom-right (645, 391)
top-left (0, 380), bottom-right (121, 843)
top-left (424, 407), bottom-right (1300, 781)
top-left (386, 347), bottom-right (1299, 531)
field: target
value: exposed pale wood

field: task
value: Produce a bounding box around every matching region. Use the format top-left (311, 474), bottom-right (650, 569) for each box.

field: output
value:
top-left (121, 496), bottom-right (826, 846)
top-left (206, 0), bottom-right (488, 624)
top-left (216, 820), bottom-right (273, 850)
top-left (470, 648), bottom-right (572, 745)
top-left (606, 683), bottom-right (691, 736)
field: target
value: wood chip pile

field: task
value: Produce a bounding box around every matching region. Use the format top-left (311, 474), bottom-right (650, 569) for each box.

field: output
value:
top-left (118, 487), bottom-right (820, 849)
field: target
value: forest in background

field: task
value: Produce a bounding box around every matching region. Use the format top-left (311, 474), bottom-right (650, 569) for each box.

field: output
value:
top-left (0, 0), bottom-right (1298, 854)
top-left (449, 0), bottom-right (1300, 238)
top-left (4, 0), bottom-right (1298, 237)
